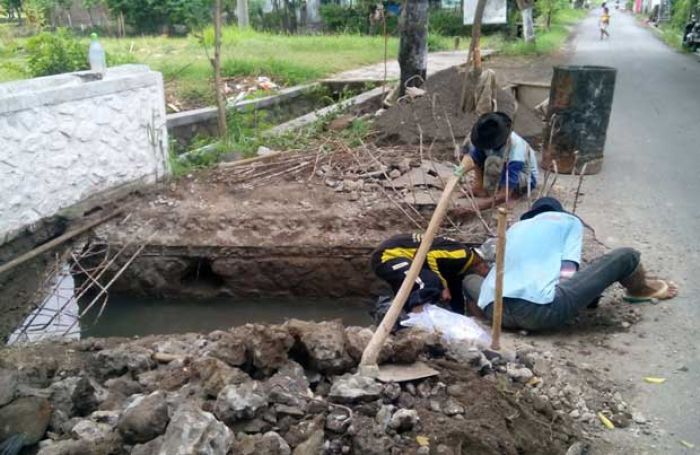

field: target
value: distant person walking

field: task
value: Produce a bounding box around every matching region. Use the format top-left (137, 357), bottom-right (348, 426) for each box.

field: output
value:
top-left (600, 6), bottom-right (611, 39)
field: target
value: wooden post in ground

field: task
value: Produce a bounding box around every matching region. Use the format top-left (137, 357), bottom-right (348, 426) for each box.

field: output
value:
top-left (214, 0), bottom-right (228, 137)
top-left (360, 155), bottom-right (476, 373)
top-left (460, 0), bottom-right (487, 112)
top-left (491, 207), bottom-right (508, 351)
top-left (398, 0), bottom-right (429, 97)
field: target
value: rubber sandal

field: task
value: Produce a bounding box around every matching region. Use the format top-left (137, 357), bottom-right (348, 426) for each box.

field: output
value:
top-left (623, 280), bottom-right (670, 304)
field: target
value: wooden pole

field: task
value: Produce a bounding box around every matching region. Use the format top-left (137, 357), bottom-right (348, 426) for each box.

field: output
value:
top-left (491, 207), bottom-right (508, 350)
top-left (460, 0), bottom-right (487, 112)
top-left (360, 155), bottom-right (476, 372)
top-left (214, 0), bottom-right (228, 137)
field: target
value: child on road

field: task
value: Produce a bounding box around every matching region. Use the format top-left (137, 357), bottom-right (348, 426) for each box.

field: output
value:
top-left (600, 6), bottom-right (611, 39)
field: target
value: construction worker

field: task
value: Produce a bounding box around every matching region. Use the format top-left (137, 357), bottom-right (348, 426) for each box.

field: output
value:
top-left (472, 197), bottom-right (678, 331)
top-left (462, 112), bottom-right (539, 211)
top-left (370, 233), bottom-right (489, 318)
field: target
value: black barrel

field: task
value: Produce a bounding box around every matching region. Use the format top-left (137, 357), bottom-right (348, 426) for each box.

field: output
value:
top-left (542, 65), bottom-right (617, 175)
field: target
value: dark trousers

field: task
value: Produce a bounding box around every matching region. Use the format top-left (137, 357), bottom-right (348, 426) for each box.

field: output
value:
top-left (373, 258), bottom-right (465, 313)
top-left (484, 247), bottom-right (641, 331)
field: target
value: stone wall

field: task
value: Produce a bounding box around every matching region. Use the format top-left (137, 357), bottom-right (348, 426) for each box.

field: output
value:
top-left (0, 65), bottom-right (169, 244)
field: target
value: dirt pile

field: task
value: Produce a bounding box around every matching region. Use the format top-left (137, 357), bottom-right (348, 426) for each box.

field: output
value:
top-left (0, 322), bottom-right (585, 455)
top-left (373, 66), bottom-right (545, 150)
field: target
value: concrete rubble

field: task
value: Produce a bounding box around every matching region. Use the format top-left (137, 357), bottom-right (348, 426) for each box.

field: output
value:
top-left (0, 319), bottom-right (607, 455)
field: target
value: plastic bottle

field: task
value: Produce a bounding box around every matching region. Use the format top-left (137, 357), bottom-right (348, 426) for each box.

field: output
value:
top-left (88, 32), bottom-right (106, 75)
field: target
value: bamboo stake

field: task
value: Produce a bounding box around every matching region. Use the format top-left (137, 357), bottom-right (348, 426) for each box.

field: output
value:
top-left (491, 207), bottom-right (508, 351)
top-left (359, 155), bottom-right (476, 373)
top-left (572, 162), bottom-right (588, 214)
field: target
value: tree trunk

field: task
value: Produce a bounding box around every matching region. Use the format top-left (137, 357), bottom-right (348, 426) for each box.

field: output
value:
top-left (398, 0), bottom-right (429, 97)
top-left (214, 0), bottom-right (228, 137)
top-left (237, 0), bottom-right (249, 28)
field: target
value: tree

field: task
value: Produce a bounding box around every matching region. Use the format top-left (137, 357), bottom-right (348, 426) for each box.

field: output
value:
top-left (536, 0), bottom-right (566, 30)
top-left (1, 0), bottom-right (22, 22)
top-left (398, 0), bottom-right (429, 97)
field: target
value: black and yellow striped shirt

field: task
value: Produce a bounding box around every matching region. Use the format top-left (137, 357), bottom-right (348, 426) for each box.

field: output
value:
top-left (371, 233), bottom-right (477, 288)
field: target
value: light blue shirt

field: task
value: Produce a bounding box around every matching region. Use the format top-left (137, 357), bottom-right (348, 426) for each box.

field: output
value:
top-left (478, 212), bottom-right (583, 308)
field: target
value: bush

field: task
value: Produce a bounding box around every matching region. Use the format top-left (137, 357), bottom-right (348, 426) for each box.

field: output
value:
top-left (104, 0), bottom-right (211, 34)
top-left (429, 9), bottom-right (470, 36)
top-left (671, 0), bottom-right (698, 28)
top-left (26, 29), bottom-right (87, 77)
top-left (319, 4), bottom-right (367, 33)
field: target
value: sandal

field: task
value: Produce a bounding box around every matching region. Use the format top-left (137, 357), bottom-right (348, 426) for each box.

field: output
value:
top-left (623, 279), bottom-right (674, 303)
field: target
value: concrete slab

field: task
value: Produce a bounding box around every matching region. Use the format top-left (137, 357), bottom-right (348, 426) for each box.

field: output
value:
top-left (328, 49), bottom-right (495, 82)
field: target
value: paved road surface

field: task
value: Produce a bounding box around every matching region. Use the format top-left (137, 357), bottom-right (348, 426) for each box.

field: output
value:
top-left (567, 9), bottom-right (700, 453)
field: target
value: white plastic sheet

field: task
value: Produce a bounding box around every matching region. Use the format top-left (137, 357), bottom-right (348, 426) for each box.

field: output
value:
top-left (400, 304), bottom-right (492, 348)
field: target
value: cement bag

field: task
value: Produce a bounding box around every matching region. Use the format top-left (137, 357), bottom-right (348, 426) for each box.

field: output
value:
top-left (400, 304), bottom-right (491, 348)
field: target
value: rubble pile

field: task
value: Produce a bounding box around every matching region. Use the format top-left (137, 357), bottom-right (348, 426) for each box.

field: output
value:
top-left (0, 320), bottom-right (583, 455)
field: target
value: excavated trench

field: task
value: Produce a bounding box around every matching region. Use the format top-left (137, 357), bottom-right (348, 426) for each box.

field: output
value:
top-left (5, 244), bottom-right (383, 342)
top-left (87, 245), bottom-right (384, 299)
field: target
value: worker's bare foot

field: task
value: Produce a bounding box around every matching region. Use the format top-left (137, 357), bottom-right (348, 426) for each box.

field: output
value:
top-left (625, 279), bottom-right (678, 301)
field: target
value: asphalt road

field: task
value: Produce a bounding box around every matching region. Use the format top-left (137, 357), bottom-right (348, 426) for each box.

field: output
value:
top-left (567, 9), bottom-right (700, 453)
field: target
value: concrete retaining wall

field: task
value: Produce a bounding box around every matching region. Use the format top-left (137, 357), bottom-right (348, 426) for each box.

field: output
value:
top-left (0, 65), bottom-right (169, 244)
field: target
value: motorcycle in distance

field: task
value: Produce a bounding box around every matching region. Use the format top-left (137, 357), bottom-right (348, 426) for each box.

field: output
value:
top-left (683, 15), bottom-right (700, 51)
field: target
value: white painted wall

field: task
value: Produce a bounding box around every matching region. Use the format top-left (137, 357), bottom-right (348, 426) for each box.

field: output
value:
top-left (0, 65), bottom-right (169, 244)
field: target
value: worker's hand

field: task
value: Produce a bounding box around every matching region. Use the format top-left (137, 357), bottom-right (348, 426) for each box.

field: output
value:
top-left (471, 188), bottom-right (489, 198)
top-left (441, 288), bottom-right (452, 302)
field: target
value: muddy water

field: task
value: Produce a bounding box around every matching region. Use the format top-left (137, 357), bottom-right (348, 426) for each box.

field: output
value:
top-left (80, 294), bottom-right (374, 338)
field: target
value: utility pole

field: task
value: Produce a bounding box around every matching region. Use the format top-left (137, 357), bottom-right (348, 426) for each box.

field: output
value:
top-left (515, 0), bottom-right (535, 42)
top-left (398, 0), bottom-right (429, 97)
top-left (237, 0), bottom-right (250, 28)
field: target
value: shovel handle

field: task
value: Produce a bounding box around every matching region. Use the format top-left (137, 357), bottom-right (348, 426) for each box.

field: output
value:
top-left (360, 155), bottom-right (475, 369)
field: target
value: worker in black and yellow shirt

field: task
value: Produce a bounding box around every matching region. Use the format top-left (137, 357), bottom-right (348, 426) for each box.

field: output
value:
top-left (370, 233), bottom-right (488, 315)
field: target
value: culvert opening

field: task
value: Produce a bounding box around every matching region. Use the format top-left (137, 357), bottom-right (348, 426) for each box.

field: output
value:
top-left (180, 257), bottom-right (225, 289)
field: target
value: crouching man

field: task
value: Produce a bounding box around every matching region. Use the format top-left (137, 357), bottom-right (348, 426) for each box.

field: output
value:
top-left (463, 112), bottom-right (539, 210)
top-left (470, 197), bottom-right (677, 331)
top-left (370, 233), bottom-right (489, 319)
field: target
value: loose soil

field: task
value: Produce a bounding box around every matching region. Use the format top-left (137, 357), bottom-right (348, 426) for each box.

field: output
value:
top-left (374, 66), bottom-right (517, 147)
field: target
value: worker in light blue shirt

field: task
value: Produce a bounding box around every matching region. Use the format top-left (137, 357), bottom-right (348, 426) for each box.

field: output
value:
top-left (468, 197), bottom-right (678, 331)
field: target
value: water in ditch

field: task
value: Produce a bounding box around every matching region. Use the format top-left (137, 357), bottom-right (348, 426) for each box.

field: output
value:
top-left (79, 293), bottom-right (373, 339)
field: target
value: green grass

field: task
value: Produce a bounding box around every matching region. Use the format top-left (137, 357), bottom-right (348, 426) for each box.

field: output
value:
top-left (496, 8), bottom-right (588, 56)
top-left (657, 24), bottom-right (684, 51)
top-left (0, 26), bottom-right (407, 104)
top-left (0, 10), bottom-right (583, 107)
top-left (0, 24), bottom-right (462, 105)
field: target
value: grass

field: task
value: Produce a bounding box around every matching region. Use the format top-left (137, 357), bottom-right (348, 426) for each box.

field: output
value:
top-left (0, 24), bottom-right (465, 106)
top-left (495, 8), bottom-right (589, 55)
top-left (656, 24), bottom-right (684, 51)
